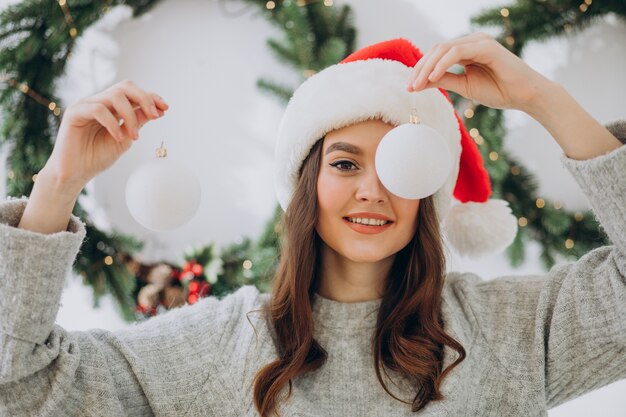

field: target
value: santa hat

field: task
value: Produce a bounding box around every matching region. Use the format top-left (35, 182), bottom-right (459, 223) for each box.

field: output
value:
top-left (274, 38), bottom-right (518, 258)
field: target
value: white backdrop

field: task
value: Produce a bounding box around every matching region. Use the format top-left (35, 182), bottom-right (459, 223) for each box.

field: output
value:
top-left (1, 0), bottom-right (625, 415)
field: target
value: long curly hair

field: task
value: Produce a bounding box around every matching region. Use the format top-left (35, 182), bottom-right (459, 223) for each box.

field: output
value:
top-left (251, 137), bottom-right (466, 416)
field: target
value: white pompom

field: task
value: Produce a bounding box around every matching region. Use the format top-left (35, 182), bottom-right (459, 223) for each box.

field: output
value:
top-left (375, 123), bottom-right (452, 199)
top-left (443, 199), bottom-right (518, 258)
top-left (125, 151), bottom-right (201, 231)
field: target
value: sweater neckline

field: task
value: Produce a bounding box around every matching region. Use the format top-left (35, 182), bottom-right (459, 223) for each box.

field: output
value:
top-left (312, 292), bottom-right (383, 330)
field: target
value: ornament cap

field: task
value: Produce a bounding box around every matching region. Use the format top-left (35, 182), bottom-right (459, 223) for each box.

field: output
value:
top-left (156, 142), bottom-right (167, 158)
top-left (409, 108), bottom-right (420, 124)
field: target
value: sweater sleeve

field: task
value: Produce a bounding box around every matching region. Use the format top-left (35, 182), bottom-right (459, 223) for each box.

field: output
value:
top-left (449, 121), bottom-right (626, 409)
top-left (0, 198), bottom-right (261, 416)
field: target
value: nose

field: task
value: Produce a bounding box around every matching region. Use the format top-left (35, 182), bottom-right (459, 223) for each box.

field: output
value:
top-left (355, 169), bottom-right (387, 204)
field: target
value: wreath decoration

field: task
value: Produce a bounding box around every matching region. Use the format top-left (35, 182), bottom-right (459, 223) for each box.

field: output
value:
top-left (0, 0), bottom-right (622, 321)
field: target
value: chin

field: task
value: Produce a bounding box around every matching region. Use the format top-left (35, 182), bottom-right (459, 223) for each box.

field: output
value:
top-left (341, 247), bottom-right (395, 264)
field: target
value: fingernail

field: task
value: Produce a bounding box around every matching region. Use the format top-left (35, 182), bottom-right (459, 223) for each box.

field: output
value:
top-left (134, 128), bottom-right (139, 138)
top-left (428, 71), bottom-right (436, 81)
top-left (150, 105), bottom-right (159, 117)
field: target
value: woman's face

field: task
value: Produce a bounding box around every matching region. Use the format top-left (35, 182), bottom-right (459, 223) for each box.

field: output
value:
top-left (316, 119), bottom-right (420, 264)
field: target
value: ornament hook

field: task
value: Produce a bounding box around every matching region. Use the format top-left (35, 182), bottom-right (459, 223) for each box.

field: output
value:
top-left (409, 108), bottom-right (420, 124)
top-left (156, 141), bottom-right (167, 158)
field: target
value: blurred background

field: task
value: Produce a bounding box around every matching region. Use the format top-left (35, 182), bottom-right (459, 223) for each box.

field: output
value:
top-left (1, 0), bottom-right (625, 415)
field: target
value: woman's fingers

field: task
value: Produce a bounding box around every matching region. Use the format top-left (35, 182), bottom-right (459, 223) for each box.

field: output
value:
top-left (121, 81), bottom-right (168, 120)
top-left (88, 102), bottom-right (126, 142)
top-left (110, 93), bottom-right (140, 138)
top-left (408, 33), bottom-right (494, 90)
top-left (101, 81), bottom-right (168, 137)
top-left (151, 92), bottom-right (169, 111)
top-left (110, 80), bottom-right (169, 134)
top-left (411, 44), bottom-right (451, 90)
top-left (81, 80), bottom-right (168, 142)
top-left (423, 72), bottom-right (470, 98)
top-left (427, 44), bottom-right (481, 84)
top-left (408, 40), bottom-right (447, 89)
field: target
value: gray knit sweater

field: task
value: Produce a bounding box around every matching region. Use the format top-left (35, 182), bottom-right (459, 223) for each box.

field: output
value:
top-left (1, 122), bottom-right (626, 417)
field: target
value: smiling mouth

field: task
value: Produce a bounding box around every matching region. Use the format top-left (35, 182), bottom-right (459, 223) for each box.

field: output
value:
top-left (343, 217), bottom-right (392, 226)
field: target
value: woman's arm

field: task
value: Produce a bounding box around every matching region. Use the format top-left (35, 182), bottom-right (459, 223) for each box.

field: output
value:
top-left (448, 121), bottom-right (626, 409)
top-left (407, 32), bottom-right (623, 160)
top-left (521, 82), bottom-right (622, 160)
top-left (412, 32), bottom-right (626, 408)
top-left (17, 170), bottom-right (81, 234)
top-left (1, 199), bottom-right (259, 415)
top-left (16, 79), bottom-right (168, 236)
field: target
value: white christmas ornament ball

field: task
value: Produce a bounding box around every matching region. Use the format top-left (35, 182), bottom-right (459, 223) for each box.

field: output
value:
top-left (375, 123), bottom-right (452, 200)
top-left (125, 151), bottom-right (201, 231)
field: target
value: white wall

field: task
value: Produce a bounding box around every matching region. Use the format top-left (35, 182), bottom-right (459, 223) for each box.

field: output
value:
top-left (2, 0), bottom-right (625, 415)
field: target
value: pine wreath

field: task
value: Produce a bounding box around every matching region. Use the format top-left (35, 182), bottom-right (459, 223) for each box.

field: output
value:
top-left (0, 0), bottom-right (622, 321)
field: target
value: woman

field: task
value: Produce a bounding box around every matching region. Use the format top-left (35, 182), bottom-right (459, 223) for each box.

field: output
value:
top-left (1, 33), bottom-right (624, 417)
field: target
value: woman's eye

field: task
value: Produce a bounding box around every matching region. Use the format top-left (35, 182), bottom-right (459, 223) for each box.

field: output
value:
top-left (330, 160), bottom-right (358, 171)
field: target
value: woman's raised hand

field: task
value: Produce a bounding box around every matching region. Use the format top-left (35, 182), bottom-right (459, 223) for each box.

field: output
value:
top-left (41, 80), bottom-right (169, 195)
top-left (407, 32), bottom-right (553, 112)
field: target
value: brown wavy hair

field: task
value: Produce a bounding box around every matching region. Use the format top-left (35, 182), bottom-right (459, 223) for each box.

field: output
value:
top-left (251, 137), bottom-right (466, 416)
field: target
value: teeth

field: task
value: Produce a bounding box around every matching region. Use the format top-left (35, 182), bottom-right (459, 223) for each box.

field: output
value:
top-left (347, 217), bottom-right (389, 226)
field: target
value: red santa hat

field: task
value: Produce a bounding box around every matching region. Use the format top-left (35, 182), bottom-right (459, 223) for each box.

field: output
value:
top-left (274, 38), bottom-right (518, 258)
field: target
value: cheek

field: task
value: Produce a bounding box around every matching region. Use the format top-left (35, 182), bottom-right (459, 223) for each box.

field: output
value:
top-left (395, 199), bottom-right (420, 230)
top-left (316, 171), bottom-right (349, 213)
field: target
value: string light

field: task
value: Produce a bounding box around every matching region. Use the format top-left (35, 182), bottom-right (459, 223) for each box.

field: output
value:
top-left (1, 76), bottom-right (63, 117)
top-left (536, 198), bottom-right (545, 208)
top-left (3, 169), bottom-right (36, 182)
top-left (292, 0), bottom-right (332, 6)
top-left (57, 0), bottom-right (78, 38)
top-left (499, 6), bottom-right (515, 48)
top-left (489, 151), bottom-right (498, 161)
top-left (2, 0), bottom-right (606, 315)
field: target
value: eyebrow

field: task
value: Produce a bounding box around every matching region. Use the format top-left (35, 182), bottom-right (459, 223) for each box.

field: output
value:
top-left (324, 142), bottom-right (363, 156)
